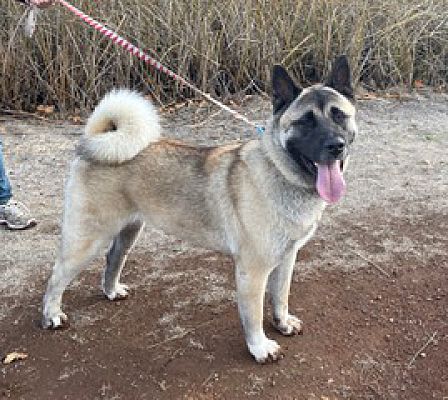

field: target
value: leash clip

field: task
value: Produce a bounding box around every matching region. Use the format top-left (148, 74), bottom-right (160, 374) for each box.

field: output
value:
top-left (255, 125), bottom-right (265, 136)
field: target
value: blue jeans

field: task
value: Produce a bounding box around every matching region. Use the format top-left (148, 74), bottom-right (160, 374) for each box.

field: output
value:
top-left (0, 137), bottom-right (12, 205)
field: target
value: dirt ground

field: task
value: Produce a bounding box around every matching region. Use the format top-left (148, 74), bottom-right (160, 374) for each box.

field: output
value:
top-left (1, 93), bottom-right (447, 399)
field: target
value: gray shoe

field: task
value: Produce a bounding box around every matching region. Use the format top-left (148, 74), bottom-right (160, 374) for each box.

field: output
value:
top-left (0, 200), bottom-right (37, 230)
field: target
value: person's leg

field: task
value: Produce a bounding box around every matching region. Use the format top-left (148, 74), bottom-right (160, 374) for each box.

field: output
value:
top-left (0, 137), bottom-right (36, 230)
top-left (0, 137), bottom-right (13, 205)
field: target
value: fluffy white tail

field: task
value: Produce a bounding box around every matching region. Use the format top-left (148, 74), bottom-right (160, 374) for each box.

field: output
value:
top-left (78, 89), bottom-right (161, 163)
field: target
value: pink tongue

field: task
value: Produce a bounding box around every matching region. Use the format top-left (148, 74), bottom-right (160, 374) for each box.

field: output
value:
top-left (316, 160), bottom-right (346, 204)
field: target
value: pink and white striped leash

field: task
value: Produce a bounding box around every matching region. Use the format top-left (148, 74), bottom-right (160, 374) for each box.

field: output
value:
top-left (55, 0), bottom-right (264, 134)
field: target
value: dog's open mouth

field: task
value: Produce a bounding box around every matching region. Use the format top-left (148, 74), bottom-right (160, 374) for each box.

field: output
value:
top-left (297, 154), bottom-right (318, 177)
top-left (297, 155), bottom-right (346, 204)
top-left (287, 143), bottom-right (347, 204)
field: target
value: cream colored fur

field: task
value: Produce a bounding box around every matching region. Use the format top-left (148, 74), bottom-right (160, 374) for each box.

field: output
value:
top-left (81, 89), bottom-right (160, 163)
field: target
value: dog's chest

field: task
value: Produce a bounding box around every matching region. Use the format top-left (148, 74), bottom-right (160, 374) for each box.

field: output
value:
top-left (273, 187), bottom-right (326, 240)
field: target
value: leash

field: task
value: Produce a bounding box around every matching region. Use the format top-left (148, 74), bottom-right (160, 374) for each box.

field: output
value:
top-left (26, 0), bottom-right (265, 135)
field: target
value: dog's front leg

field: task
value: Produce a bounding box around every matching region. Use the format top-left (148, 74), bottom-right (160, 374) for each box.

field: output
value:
top-left (235, 252), bottom-right (282, 363)
top-left (268, 239), bottom-right (303, 336)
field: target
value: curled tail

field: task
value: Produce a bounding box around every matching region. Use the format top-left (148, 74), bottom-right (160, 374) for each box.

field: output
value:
top-left (78, 89), bottom-right (161, 163)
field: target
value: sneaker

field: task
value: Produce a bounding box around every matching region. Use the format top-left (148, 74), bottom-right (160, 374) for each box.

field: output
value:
top-left (0, 200), bottom-right (37, 230)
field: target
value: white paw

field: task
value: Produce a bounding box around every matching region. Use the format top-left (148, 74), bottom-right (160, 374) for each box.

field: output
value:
top-left (248, 336), bottom-right (282, 363)
top-left (104, 283), bottom-right (129, 301)
top-left (273, 314), bottom-right (303, 336)
top-left (42, 310), bottom-right (68, 329)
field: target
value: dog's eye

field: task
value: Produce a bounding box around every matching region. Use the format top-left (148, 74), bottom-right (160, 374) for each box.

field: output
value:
top-left (331, 107), bottom-right (347, 124)
top-left (294, 111), bottom-right (316, 127)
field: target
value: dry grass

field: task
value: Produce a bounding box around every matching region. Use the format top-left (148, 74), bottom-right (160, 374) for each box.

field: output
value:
top-left (0, 0), bottom-right (447, 112)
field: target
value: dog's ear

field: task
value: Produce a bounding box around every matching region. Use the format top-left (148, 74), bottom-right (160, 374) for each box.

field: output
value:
top-left (272, 65), bottom-right (301, 114)
top-left (326, 55), bottom-right (354, 101)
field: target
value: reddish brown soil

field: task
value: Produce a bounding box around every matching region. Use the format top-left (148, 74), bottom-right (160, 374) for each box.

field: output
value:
top-left (1, 210), bottom-right (447, 400)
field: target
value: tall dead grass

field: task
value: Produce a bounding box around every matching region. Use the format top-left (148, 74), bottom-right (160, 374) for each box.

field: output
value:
top-left (0, 0), bottom-right (447, 112)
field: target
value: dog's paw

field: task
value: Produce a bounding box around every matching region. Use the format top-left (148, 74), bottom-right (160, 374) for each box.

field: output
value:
top-left (103, 283), bottom-right (129, 301)
top-left (42, 311), bottom-right (68, 330)
top-left (273, 314), bottom-right (303, 336)
top-left (248, 337), bottom-right (283, 363)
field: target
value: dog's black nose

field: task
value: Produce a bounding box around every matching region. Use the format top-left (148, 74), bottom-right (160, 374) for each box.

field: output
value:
top-left (324, 137), bottom-right (345, 157)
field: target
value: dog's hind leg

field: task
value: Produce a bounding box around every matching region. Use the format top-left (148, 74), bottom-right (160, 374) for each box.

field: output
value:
top-left (102, 220), bottom-right (144, 300)
top-left (42, 225), bottom-right (113, 329)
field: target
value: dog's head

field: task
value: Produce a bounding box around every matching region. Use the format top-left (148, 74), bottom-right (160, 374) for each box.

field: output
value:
top-left (271, 56), bottom-right (357, 204)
